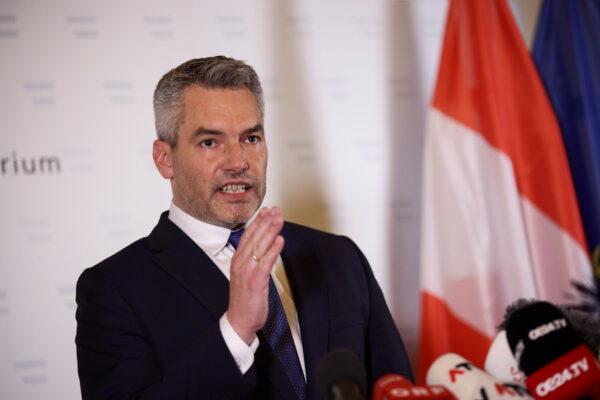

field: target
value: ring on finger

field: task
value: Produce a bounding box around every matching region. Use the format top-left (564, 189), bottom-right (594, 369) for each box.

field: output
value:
top-left (252, 254), bottom-right (260, 262)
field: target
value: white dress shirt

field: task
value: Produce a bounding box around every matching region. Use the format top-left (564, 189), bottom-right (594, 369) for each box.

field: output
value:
top-left (168, 202), bottom-right (306, 379)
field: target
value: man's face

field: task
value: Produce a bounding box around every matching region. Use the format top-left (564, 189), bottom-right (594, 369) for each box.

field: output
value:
top-left (154, 86), bottom-right (267, 229)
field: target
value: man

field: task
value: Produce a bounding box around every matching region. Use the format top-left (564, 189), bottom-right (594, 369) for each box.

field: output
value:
top-left (76, 56), bottom-right (413, 400)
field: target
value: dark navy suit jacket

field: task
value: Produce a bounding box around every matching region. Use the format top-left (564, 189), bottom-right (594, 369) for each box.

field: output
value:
top-left (76, 212), bottom-right (413, 399)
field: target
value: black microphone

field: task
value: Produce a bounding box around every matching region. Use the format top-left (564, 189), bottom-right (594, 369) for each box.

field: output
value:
top-left (499, 298), bottom-right (600, 358)
top-left (505, 301), bottom-right (600, 399)
top-left (317, 348), bottom-right (366, 400)
top-left (488, 298), bottom-right (600, 384)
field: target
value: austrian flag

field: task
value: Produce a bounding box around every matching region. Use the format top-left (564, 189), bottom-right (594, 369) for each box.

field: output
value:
top-left (417, 0), bottom-right (594, 382)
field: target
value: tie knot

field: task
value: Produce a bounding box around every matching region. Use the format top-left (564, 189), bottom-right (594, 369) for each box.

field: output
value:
top-left (227, 229), bottom-right (244, 249)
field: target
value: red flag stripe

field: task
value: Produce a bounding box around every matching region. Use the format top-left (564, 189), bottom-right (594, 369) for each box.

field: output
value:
top-left (432, 0), bottom-right (586, 250)
top-left (417, 291), bottom-right (492, 384)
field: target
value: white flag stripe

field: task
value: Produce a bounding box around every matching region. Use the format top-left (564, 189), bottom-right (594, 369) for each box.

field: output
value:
top-left (421, 108), bottom-right (591, 337)
top-left (520, 198), bottom-right (593, 302)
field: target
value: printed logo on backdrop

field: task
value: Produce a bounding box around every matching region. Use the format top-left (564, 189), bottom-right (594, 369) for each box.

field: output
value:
top-left (103, 80), bottom-right (134, 105)
top-left (99, 212), bottom-right (133, 241)
top-left (319, 77), bottom-right (348, 102)
top-left (353, 16), bottom-right (383, 38)
top-left (20, 218), bottom-right (53, 243)
top-left (1, 152), bottom-right (61, 176)
top-left (0, 14), bottom-right (18, 38)
top-left (57, 285), bottom-right (76, 310)
top-left (286, 137), bottom-right (315, 164)
top-left (143, 15), bottom-right (173, 39)
top-left (66, 14), bottom-right (97, 38)
top-left (262, 78), bottom-right (282, 104)
top-left (24, 81), bottom-right (56, 106)
top-left (215, 14), bottom-right (246, 38)
top-left (286, 15), bottom-right (314, 37)
top-left (13, 358), bottom-right (48, 386)
top-left (0, 289), bottom-right (8, 316)
top-left (8, 76), bottom-right (96, 176)
top-left (1, 148), bottom-right (96, 176)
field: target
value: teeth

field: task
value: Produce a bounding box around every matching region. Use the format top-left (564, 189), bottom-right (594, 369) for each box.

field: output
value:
top-left (221, 184), bottom-right (246, 193)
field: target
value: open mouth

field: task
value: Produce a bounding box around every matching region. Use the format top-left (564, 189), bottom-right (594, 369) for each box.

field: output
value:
top-left (220, 184), bottom-right (250, 194)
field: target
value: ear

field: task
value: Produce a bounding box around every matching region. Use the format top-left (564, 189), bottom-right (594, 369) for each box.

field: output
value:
top-left (153, 139), bottom-right (174, 179)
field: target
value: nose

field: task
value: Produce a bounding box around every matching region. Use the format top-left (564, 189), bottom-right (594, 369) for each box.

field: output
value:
top-left (224, 143), bottom-right (248, 173)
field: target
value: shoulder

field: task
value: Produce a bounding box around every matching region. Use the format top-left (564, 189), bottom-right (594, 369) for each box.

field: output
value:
top-left (282, 221), bottom-right (368, 266)
top-left (281, 221), bottom-right (366, 261)
top-left (78, 212), bottom-right (172, 285)
top-left (77, 237), bottom-right (153, 289)
top-left (282, 221), bottom-right (353, 245)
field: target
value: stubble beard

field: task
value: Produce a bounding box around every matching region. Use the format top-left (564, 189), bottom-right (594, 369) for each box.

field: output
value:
top-left (174, 176), bottom-right (266, 230)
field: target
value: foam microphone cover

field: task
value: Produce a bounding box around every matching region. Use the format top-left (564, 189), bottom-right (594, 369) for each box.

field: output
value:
top-left (426, 353), bottom-right (532, 399)
top-left (372, 374), bottom-right (412, 399)
top-left (372, 374), bottom-right (455, 399)
top-left (499, 298), bottom-right (600, 359)
top-left (484, 330), bottom-right (525, 384)
top-left (317, 348), bottom-right (366, 400)
top-left (505, 301), bottom-right (582, 375)
top-left (504, 301), bottom-right (600, 398)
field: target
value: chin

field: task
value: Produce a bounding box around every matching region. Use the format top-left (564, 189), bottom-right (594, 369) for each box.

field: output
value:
top-left (217, 209), bottom-right (253, 227)
top-left (228, 213), bottom-right (253, 226)
top-left (211, 199), bottom-right (262, 227)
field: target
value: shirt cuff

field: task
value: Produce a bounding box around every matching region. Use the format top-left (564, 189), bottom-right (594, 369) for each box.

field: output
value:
top-left (219, 313), bottom-right (259, 374)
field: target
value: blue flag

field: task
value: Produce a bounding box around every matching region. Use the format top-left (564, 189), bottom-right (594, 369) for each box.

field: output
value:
top-left (533, 0), bottom-right (600, 301)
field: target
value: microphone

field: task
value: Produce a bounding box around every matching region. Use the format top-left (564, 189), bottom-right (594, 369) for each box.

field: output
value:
top-left (426, 353), bottom-right (532, 399)
top-left (484, 330), bottom-right (526, 384)
top-left (499, 298), bottom-right (600, 359)
top-left (317, 348), bottom-right (366, 400)
top-left (505, 301), bottom-right (600, 399)
top-left (372, 374), bottom-right (455, 399)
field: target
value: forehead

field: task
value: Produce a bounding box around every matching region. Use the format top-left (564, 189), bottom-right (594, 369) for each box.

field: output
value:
top-left (181, 86), bottom-right (261, 128)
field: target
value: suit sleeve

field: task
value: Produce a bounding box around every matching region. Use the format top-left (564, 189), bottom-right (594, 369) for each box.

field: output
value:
top-left (75, 267), bottom-right (254, 400)
top-left (344, 237), bottom-right (415, 386)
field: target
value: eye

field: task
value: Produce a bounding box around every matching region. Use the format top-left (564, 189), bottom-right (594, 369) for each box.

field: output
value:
top-left (245, 135), bottom-right (261, 144)
top-left (200, 138), bottom-right (215, 148)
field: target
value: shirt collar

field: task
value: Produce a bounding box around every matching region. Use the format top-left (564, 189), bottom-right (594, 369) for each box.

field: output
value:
top-left (168, 201), bottom-right (231, 256)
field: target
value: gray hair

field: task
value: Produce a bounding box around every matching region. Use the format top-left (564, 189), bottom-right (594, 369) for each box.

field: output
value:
top-left (153, 56), bottom-right (264, 147)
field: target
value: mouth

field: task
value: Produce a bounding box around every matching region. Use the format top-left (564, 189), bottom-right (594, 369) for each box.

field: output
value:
top-left (218, 182), bottom-right (253, 195)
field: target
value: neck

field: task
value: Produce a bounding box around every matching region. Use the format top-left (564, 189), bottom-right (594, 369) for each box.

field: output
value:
top-left (171, 198), bottom-right (249, 230)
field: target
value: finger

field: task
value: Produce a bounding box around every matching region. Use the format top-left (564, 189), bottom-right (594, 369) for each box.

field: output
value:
top-left (255, 235), bottom-right (284, 276)
top-left (248, 211), bottom-right (283, 261)
top-left (237, 209), bottom-right (279, 260)
top-left (237, 207), bottom-right (274, 252)
top-left (239, 207), bottom-right (269, 243)
top-left (232, 209), bottom-right (271, 264)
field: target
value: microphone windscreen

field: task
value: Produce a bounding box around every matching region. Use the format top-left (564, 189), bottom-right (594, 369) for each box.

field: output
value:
top-left (426, 353), bottom-right (532, 399)
top-left (560, 306), bottom-right (600, 358)
top-left (499, 298), bottom-right (600, 358)
top-left (317, 348), bottom-right (366, 399)
top-left (372, 374), bottom-right (412, 399)
top-left (505, 301), bottom-right (581, 375)
top-left (504, 301), bottom-right (600, 398)
top-left (426, 353), bottom-right (491, 398)
top-left (373, 374), bottom-right (455, 399)
top-left (484, 330), bottom-right (525, 383)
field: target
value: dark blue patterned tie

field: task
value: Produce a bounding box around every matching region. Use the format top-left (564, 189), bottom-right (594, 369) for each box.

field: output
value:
top-left (228, 229), bottom-right (307, 400)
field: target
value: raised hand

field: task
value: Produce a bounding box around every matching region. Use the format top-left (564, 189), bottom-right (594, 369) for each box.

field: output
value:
top-left (226, 207), bottom-right (284, 345)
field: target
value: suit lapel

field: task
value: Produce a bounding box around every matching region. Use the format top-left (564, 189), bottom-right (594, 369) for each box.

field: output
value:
top-left (253, 334), bottom-right (299, 399)
top-left (147, 214), bottom-right (329, 400)
top-left (148, 212), bottom-right (230, 320)
top-left (147, 213), bottom-right (300, 399)
top-left (281, 224), bottom-right (329, 400)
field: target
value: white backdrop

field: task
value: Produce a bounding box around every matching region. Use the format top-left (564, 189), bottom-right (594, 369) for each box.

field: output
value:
top-left (0, 1), bottom-right (539, 398)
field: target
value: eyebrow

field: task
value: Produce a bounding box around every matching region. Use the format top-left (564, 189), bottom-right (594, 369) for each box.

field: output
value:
top-left (191, 123), bottom-right (264, 139)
